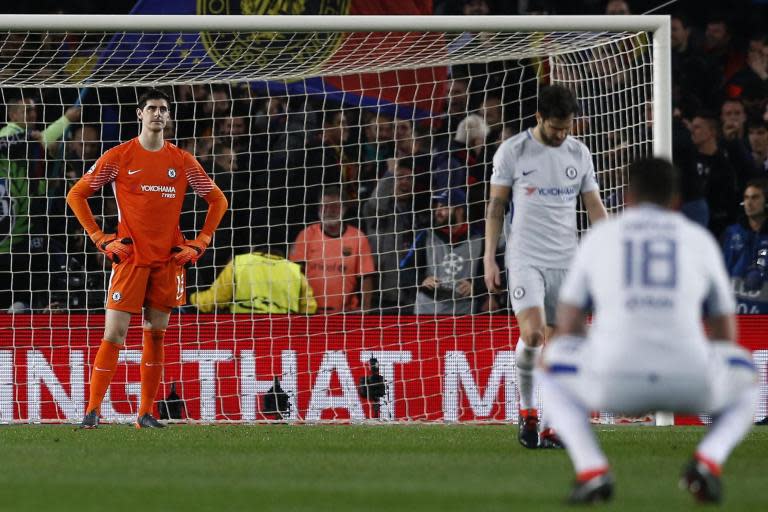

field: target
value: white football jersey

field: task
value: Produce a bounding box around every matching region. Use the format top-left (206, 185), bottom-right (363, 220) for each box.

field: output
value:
top-left (490, 129), bottom-right (599, 269)
top-left (559, 205), bottom-right (736, 374)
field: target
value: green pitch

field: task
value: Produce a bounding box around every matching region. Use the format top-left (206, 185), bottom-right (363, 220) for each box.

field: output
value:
top-left (1, 425), bottom-right (766, 511)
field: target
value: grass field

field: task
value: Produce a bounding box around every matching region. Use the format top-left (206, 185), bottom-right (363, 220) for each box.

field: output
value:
top-left (1, 425), bottom-right (766, 511)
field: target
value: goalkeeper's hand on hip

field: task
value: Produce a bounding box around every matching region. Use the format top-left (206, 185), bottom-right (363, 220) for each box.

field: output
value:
top-left (91, 231), bottom-right (133, 264)
top-left (172, 233), bottom-right (211, 266)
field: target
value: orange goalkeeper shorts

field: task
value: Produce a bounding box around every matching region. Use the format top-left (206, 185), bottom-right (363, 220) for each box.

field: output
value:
top-left (106, 259), bottom-right (186, 314)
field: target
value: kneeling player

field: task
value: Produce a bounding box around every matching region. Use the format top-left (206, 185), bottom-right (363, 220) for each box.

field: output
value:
top-left (538, 158), bottom-right (758, 504)
top-left (67, 88), bottom-right (227, 428)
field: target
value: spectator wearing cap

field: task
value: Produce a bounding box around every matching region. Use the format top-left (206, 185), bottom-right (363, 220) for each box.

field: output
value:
top-left (413, 188), bottom-right (486, 315)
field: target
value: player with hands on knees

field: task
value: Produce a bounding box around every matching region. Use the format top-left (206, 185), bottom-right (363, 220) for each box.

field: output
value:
top-left (538, 158), bottom-right (758, 504)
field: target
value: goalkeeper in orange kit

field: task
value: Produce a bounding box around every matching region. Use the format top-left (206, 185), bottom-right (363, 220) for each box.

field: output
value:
top-left (66, 88), bottom-right (228, 428)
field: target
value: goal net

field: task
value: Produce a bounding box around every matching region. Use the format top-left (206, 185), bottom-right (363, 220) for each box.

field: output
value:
top-left (0, 15), bottom-right (694, 424)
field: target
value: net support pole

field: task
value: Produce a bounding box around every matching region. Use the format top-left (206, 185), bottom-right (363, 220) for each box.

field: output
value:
top-left (650, 16), bottom-right (675, 428)
top-left (651, 16), bottom-right (673, 162)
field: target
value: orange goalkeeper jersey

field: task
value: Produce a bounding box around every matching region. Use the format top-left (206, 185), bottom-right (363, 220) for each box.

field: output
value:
top-left (71, 138), bottom-right (216, 266)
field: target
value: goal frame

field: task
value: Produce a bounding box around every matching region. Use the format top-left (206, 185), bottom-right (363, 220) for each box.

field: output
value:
top-left (0, 14), bottom-right (674, 425)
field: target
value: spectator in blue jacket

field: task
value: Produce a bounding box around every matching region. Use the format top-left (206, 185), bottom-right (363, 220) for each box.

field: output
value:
top-left (722, 179), bottom-right (768, 313)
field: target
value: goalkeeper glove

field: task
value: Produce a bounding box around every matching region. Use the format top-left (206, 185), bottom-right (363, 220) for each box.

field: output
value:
top-left (171, 233), bottom-right (211, 266)
top-left (91, 231), bottom-right (133, 264)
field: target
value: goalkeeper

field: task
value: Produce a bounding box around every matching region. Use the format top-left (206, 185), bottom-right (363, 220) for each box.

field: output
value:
top-left (66, 88), bottom-right (227, 429)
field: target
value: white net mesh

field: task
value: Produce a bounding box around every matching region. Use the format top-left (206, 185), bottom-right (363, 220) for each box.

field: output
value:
top-left (0, 26), bottom-right (671, 423)
top-left (1, 30), bottom-right (643, 86)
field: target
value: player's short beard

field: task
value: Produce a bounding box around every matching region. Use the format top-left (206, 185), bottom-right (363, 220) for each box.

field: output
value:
top-left (540, 128), bottom-right (564, 147)
top-left (434, 208), bottom-right (453, 227)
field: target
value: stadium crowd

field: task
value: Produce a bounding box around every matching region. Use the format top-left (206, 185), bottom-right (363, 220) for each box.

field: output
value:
top-left (0, 0), bottom-right (767, 314)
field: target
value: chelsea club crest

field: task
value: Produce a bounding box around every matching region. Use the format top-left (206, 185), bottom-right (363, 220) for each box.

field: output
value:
top-left (168, 168), bottom-right (176, 179)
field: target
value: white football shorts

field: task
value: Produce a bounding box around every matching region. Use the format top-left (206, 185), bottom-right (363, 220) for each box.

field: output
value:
top-left (539, 337), bottom-right (757, 415)
top-left (506, 260), bottom-right (567, 324)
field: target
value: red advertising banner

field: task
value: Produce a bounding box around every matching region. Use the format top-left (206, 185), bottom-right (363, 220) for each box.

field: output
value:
top-left (0, 315), bottom-right (766, 424)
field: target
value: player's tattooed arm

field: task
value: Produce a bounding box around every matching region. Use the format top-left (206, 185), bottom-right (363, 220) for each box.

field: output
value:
top-left (486, 196), bottom-right (507, 222)
top-left (484, 185), bottom-right (510, 294)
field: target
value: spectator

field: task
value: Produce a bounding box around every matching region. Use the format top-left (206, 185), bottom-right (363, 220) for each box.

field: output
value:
top-left (414, 189), bottom-right (485, 315)
top-left (163, 116), bottom-right (176, 142)
top-left (0, 96), bottom-right (80, 310)
top-left (720, 98), bottom-right (760, 191)
top-left (704, 16), bottom-right (746, 87)
top-left (671, 13), bottom-right (716, 111)
top-left (721, 97), bottom-right (749, 144)
top-left (452, 113), bottom-right (490, 232)
top-left (210, 86), bottom-right (232, 118)
top-left (214, 115), bottom-right (250, 155)
top-left (290, 186), bottom-right (375, 313)
top-left (481, 93), bottom-right (504, 140)
top-left (0, 96), bottom-right (81, 152)
top-left (360, 111), bottom-right (395, 188)
top-left (209, 142), bottom-right (252, 252)
top-left (604, 0), bottom-right (630, 15)
top-left (462, 0), bottom-right (490, 15)
top-left (679, 112), bottom-right (740, 237)
top-left (260, 95), bottom-right (318, 246)
top-left (364, 158), bottom-right (429, 314)
top-left (46, 123), bottom-right (106, 311)
top-left (67, 124), bottom-right (101, 165)
top-left (307, 109), bottom-right (360, 212)
top-left (727, 33), bottom-right (768, 110)
top-left (190, 245), bottom-right (317, 314)
top-left (432, 113), bottom-right (488, 196)
top-left (445, 78), bottom-right (470, 134)
top-left (722, 179), bottom-right (768, 313)
top-left (394, 118), bottom-right (416, 161)
top-left (748, 117), bottom-right (768, 173)
top-left (174, 84), bottom-right (213, 140)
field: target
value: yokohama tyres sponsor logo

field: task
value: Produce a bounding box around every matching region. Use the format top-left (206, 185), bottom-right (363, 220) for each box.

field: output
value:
top-left (536, 186), bottom-right (577, 197)
top-left (140, 184), bottom-right (176, 198)
top-left (0, 315), bottom-right (766, 424)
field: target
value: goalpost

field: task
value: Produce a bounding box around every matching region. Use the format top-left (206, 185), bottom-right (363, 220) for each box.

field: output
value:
top-left (0, 14), bottom-right (679, 424)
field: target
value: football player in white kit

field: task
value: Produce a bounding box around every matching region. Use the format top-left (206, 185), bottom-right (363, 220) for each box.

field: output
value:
top-left (484, 85), bottom-right (608, 448)
top-left (538, 158), bottom-right (758, 504)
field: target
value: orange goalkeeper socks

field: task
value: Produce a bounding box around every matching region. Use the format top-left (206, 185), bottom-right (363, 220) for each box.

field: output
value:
top-left (138, 329), bottom-right (165, 417)
top-left (86, 339), bottom-right (122, 414)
